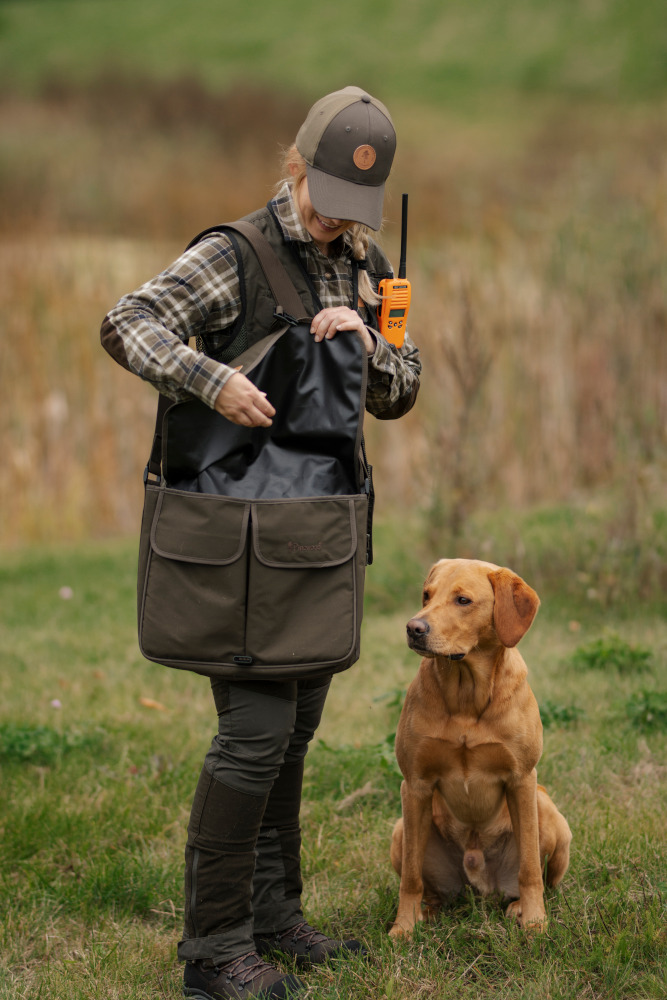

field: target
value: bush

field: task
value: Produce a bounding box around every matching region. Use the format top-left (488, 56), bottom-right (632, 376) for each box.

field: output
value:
top-left (625, 690), bottom-right (667, 732)
top-left (568, 635), bottom-right (653, 674)
top-left (0, 722), bottom-right (108, 765)
top-left (539, 699), bottom-right (585, 728)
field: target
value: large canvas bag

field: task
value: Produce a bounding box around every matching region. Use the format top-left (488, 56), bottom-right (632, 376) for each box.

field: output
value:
top-left (136, 222), bottom-right (373, 680)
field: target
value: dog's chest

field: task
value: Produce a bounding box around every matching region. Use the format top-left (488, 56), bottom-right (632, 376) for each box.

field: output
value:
top-left (437, 730), bottom-right (516, 778)
top-left (425, 721), bottom-right (518, 817)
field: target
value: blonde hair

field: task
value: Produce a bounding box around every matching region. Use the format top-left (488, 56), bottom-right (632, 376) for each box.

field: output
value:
top-left (278, 145), bottom-right (381, 308)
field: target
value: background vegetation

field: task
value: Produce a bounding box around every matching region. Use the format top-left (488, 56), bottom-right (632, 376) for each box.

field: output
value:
top-left (1, 1), bottom-right (665, 998)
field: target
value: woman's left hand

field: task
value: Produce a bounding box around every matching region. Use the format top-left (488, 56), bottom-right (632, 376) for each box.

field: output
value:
top-left (310, 307), bottom-right (375, 355)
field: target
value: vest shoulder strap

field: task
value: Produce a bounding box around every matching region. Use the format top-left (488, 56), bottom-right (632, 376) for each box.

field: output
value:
top-left (186, 220), bottom-right (307, 323)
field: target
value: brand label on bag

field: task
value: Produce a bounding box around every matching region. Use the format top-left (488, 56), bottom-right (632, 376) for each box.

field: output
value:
top-left (287, 540), bottom-right (323, 552)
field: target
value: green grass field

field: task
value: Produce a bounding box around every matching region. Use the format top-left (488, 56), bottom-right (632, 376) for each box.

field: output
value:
top-left (1, 536), bottom-right (665, 999)
top-left (2, 0), bottom-right (667, 105)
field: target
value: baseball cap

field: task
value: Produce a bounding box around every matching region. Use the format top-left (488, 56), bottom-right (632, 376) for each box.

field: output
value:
top-left (295, 86), bottom-right (396, 231)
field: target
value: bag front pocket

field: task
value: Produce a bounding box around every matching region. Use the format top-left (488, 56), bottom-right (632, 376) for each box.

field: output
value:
top-left (138, 488), bottom-right (368, 677)
top-left (139, 489), bottom-right (250, 667)
top-left (246, 497), bottom-right (366, 668)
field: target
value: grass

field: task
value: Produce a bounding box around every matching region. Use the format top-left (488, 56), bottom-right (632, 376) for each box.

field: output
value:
top-left (2, 0), bottom-right (667, 105)
top-left (1, 535), bottom-right (665, 999)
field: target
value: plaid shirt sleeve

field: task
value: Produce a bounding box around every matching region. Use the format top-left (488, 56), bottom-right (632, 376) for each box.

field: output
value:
top-left (102, 234), bottom-right (243, 407)
top-left (365, 327), bottom-right (421, 419)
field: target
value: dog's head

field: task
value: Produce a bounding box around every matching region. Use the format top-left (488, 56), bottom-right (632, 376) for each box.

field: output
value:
top-left (406, 558), bottom-right (540, 659)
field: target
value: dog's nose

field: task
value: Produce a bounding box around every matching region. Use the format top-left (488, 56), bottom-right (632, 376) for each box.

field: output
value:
top-left (406, 617), bottom-right (430, 638)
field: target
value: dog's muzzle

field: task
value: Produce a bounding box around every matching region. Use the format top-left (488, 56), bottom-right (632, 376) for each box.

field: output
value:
top-left (406, 617), bottom-right (465, 659)
top-left (406, 616), bottom-right (429, 651)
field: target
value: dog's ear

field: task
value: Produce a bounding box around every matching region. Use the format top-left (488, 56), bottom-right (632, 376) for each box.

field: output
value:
top-left (488, 568), bottom-right (540, 647)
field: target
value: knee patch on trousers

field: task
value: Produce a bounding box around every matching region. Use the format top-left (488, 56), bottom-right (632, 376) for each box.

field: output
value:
top-left (187, 768), bottom-right (268, 849)
top-left (184, 769), bottom-right (270, 941)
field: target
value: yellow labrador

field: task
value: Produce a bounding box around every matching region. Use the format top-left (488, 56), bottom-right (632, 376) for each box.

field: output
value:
top-left (390, 559), bottom-right (571, 936)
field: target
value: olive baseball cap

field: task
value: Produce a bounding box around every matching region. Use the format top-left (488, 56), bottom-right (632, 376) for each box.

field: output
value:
top-left (295, 86), bottom-right (396, 231)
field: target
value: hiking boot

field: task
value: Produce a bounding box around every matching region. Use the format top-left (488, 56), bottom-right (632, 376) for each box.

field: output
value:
top-left (255, 921), bottom-right (367, 968)
top-left (183, 951), bottom-right (305, 1000)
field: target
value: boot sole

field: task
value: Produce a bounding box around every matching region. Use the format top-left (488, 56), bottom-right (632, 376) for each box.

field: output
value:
top-left (184, 979), bottom-right (303, 1000)
top-left (184, 989), bottom-right (272, 1000)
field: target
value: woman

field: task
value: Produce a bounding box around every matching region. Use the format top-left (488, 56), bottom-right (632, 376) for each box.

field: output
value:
top-left (102, 86), bottom-right (421, 1000)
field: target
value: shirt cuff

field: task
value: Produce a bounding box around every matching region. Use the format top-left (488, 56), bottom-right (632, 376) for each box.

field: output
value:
top-left (368, 331), bottom-right (397, 376)
top-left (182, 354), bottom-right (237, 409)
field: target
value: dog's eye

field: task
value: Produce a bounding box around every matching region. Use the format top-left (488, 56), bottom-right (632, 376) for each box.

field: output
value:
top-left (422, 590), bottom-right (430, 604)
top-left (455, 595), bottom-right (472, 606)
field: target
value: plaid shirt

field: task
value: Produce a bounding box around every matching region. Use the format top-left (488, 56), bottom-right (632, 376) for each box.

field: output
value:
top-left (103, 182), bottom-right (421, 418)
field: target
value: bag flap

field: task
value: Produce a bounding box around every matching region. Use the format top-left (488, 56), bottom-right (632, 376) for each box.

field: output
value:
top-left (251, 498), bottom-right (358, 568)
top-left (150, 489), bottom-right (249, 564)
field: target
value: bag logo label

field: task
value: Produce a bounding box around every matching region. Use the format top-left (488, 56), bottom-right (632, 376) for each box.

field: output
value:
top-left (288, 540), bottom-right (323, 552)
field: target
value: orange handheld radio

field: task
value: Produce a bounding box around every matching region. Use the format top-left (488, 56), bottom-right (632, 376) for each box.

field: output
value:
top-left (376, 193), bottom-right (411, 348)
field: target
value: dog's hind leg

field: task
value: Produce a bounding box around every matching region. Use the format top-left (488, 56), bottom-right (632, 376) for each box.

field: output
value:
top-left (536, 790), bottom-right (572, 887)
top-left (543, 816), bottom-right (572, 887)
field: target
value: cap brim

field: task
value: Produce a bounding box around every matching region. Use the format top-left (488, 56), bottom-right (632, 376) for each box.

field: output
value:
top-left (306, 164), bottom-right (385, 231)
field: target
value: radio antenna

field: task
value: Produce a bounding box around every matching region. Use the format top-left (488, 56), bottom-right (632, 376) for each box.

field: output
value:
top-left (398, 193), bottom-right (408, 280)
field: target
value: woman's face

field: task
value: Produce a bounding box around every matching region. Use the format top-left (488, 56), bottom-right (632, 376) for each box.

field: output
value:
top-left (291, 172), bottom-right (353, 252)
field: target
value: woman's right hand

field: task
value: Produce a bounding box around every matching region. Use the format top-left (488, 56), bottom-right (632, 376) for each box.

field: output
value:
top-left (214, 372), bottom-right (275, 427)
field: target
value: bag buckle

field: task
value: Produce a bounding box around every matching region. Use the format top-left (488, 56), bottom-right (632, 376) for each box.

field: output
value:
top-left (273, 306), bottom-right (301, 327)
top-left (143, 464), bottom-right (161, 486)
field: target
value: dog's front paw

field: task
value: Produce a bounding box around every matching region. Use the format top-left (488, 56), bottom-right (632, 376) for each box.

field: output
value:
top-left (505, 898), bottom-right (547, 933)
top-left (389, 918), bottom-right (418, 939)
top-left (389, 921), bottom-right (410, 939)
top-left (389, 904), bottom-right (424, 939)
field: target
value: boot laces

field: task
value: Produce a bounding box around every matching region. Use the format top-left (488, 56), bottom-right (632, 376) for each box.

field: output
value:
top-left (285, 921), bottom-right (329, 948)
top-left (220, 951), bottom-right (277, 987)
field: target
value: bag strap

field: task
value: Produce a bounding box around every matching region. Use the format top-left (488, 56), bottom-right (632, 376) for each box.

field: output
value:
top-left (146, 220), bottom-right (311, 482)
top-left (186, 220), bottom-right (308, 324)
top-left (225, 221), bottom-right (307, 323)
top-left (146, 393), bottom-right (171, 481)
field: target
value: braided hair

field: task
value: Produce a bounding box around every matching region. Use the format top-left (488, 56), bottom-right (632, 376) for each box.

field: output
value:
top-left (278, 145), bottom-right (381, 308)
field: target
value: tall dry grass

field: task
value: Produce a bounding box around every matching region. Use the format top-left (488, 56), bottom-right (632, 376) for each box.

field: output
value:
top-left (1, 80), bottom-right (665, 590)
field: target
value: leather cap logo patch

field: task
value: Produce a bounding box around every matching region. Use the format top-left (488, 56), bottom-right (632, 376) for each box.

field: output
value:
top-left (353, 145), bottom-right (376, 170)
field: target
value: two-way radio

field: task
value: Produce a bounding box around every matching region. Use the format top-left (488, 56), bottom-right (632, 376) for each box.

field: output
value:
top-left (376, 193), bottom-right (411, 348)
